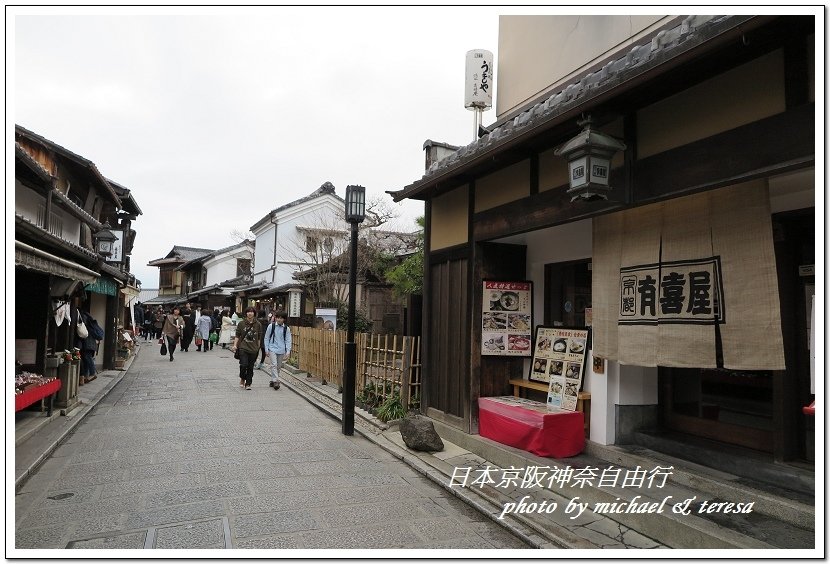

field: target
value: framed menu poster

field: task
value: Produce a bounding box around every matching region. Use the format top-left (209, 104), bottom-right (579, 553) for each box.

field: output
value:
top-left (527, 326), bottom-right (589, 411)
top-left (481, 280), bottom-right (533, 356)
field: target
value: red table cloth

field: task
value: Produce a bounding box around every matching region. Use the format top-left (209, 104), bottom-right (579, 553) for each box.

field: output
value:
top-left (478, 396), bottom-right (584, 458)
top-left (15, 379), bottom-right (61, 412)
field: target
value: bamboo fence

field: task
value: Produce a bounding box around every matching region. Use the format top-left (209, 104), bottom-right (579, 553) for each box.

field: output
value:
top-left (289, 327), bottom-right (421, 408)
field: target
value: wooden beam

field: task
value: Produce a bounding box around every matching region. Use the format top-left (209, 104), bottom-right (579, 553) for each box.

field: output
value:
top-left (633, 103), bottom-right (814, 203)
top-left (472, 182), bottom-right (622, 242)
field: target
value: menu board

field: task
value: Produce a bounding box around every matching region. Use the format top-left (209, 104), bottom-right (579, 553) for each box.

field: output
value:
top-left (527, 326), bottom-right (589, 411)
top-left (481, 280), bottom-right (533, 356)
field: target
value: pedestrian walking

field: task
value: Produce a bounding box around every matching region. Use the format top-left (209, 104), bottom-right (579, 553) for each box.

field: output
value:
top-left (153, 307), bottom-right (164, 339)
top-left (134, 302), bottom-right (144, 338)
top-left (263, 311), bottom-right (291, 390)
top-left (218, 309), bottom-right (234, 348)
top-left (256, 309), bottom-right (269, 370)
top-left (180, 304), bottom-right (196, 352)
top-left (143, 306), bottom-right (154, 341)
top-left (231, 306), bottom-right (262, 390)
top-left (196, 309), bottom-right (213, 352)
top-left (162, 306), bottom-right (185, 362)
top-left (76, 310), bottom-right (100, 383)
top-left (210, 309), bottom-right (222, 350)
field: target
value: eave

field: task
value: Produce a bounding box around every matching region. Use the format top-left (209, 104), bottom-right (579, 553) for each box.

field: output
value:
top-left (389, 14), bottom-right (776, 203)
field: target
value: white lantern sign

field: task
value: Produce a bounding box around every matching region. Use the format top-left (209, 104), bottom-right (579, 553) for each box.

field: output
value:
top-left (464, 49), bottom-right (493, 110)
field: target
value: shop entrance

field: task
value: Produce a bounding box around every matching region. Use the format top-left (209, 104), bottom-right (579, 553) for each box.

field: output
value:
top-left (544, 260), bottom-right (592, 328)
top-left (660, 367), bottom-right (774, 452)
top-left (659, 207), bottom-right (815, 460)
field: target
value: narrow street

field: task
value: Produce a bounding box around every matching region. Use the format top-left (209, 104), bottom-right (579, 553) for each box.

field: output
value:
top-left (14, 343), bottom-right (532, 551)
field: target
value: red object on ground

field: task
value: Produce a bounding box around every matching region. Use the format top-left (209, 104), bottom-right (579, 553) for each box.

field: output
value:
top-left (803, 401), bottom-right (815, 416)
top-left (478, 396), bottom-right (585, 458)
top-left (15, 379), bottom-right (61, 412)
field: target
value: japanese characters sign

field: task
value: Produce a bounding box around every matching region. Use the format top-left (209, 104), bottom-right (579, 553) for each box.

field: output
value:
top-left (528, 326), bottom-right (588, 411)
top-left (106, 229), bottom-right (125, 264)
top-left (619, 257), bottom-right (724, 326)
top-left (482, 280), bottom-right (532, 356)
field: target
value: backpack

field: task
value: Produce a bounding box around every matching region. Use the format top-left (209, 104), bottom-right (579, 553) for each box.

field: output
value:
top-left (268, 322), bottom-right (288, 343)
top-left (88, 318), bottom-right (105, 340)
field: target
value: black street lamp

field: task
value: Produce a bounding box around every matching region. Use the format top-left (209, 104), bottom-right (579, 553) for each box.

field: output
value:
top-left (342, 184), bottom-right (366, 436)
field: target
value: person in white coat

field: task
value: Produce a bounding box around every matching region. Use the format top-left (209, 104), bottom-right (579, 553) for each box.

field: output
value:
top-left (263, 311), bottom-right (291, 390)
top-left (218, 310), bottom-right (234, 348)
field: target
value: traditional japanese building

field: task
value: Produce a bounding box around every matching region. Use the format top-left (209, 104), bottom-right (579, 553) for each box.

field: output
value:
top-left (390, 14), bottom-right (816, 465)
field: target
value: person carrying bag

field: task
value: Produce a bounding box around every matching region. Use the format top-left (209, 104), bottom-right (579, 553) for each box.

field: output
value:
top-left (263, 311), bottom-right (292, 391)
top-left (161, 306), bottom-right (185, 362)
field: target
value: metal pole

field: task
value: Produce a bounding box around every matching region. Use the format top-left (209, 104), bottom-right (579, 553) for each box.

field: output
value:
top-left (342, 220), bottom-right (358, 435)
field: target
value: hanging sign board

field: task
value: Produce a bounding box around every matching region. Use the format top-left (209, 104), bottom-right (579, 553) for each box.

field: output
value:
top-left (464, 49), bottom-right (494, 110)
top-left (527, 326), bottom-right (589, 411)
top-left (482, 280), bottom-right (532, 356)
top-left (288, 290), bottom-right (302, 319)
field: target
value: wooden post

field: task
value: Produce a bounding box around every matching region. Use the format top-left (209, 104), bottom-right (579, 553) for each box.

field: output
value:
top-left (401, 337), bottom-right (411, 410)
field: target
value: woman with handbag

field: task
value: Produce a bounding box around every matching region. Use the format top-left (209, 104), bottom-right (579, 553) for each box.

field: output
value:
top-left (161, 306), bottom-right (185, 362)
top-left (153, 307), bottom-right (164, 339)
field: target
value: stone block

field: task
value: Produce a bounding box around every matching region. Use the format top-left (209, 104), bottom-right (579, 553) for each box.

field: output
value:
top-left (400, 416), bottom-right (444, 452)
top-left (155, 518), bottom-right (226, 549)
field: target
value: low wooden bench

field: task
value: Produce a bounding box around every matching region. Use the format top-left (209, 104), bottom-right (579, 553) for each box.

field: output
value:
top-left (508, 378), bottom-right (591, 438)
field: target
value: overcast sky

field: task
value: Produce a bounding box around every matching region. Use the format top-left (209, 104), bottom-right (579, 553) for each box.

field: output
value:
top-left (10, 6), bottom-right (505, 288)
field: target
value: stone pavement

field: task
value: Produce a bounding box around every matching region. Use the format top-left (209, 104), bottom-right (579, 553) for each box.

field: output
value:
top-left (14, 339), bottom-right (816, 555)
top-left (13, 342), bottom-right (535, 553)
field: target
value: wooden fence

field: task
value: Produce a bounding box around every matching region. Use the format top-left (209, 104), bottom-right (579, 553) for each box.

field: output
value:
top-left (289, 327), bottom-right (421, 408)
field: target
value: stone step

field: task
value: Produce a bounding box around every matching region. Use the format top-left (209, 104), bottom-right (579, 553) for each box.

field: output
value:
top-left (585, 439), bottom-right (815, 531)
top-left (630, 430), bottom-right (815, 496)
top-left (428, 420), bottom-right (815, 550)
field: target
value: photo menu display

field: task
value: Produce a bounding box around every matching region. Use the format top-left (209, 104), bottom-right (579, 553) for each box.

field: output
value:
top-left (528, 326), bottom-right (589, 411)
top-left (481, 280), bottom-right (532, 357)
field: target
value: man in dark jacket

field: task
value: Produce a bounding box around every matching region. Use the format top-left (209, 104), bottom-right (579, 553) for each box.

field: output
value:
top-left (76, 310), bottom-right (99, 383)
top-left (231, 307), bottom-right (263, 391)
top-left (180, 304), bottom-right (196, 352)
top-left (134, 302), bottom-right (144, 338)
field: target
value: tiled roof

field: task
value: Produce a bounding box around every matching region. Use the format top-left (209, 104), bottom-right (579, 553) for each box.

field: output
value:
top-left (217, 274), bottom-right (251, 287)
top-left (273, 181), bottom-right (343, 215)
top-left (107, 178), bottom-right (143, 216)
top-left (50, 189), bottom-right (102, 230)
top-left (15, 124), bottom-right (122, 206)
top-left (15, 213), bottom-right (99, 263)
top-left (177, 240), bottom-right (252, 270)
top-left (390, 15), bottom-right (750, 202)
top-left (250, 182), bottom-right (344, 232)
top-left (15, 142), bottom-right (52, 182)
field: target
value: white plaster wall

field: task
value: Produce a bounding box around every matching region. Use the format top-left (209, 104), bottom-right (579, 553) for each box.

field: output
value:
top-left (253, 223), bottom-right (277, 282)
top-left (15, 181), bottom-right (44, 220)
top-left (252, 196), bottom-right (344, 286)
top-left (206, 257), bottom-right (241, 286)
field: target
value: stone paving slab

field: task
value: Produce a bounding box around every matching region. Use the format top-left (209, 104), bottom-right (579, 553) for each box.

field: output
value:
top-left (155, 518), bottom-right (226, 549)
